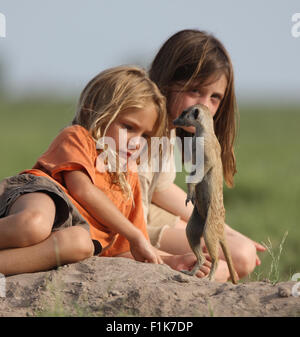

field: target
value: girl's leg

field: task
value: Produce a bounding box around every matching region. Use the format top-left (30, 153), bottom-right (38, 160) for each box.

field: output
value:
top-left (158, 222), bottom-right (190, 255)
top-left (0, 226), bottom-right (94, 275)
top-left (159, 219), bottom-right (256, 279)
top-left (209, 227), bottom-right (256, 279)
top-left (0, 192), bottom-right (56, 249)
top-left (0, 191), bottom-right (94, 275)
top-left (159, 222), bottom-right (229, 281)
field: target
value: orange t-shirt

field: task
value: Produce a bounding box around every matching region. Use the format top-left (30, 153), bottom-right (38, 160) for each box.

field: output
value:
top-left (21, 125), bottom-right (149, 257)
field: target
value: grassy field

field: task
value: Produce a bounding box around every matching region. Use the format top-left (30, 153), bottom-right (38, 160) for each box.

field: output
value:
top-left (0, 99), bottom-right (299, 281)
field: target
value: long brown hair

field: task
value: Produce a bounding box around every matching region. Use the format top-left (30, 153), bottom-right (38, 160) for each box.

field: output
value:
top-left (149, 29), bottom-right (238, 187)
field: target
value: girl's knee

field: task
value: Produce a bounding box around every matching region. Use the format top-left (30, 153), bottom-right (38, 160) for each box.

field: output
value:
top-left (72, 226), bottom-right (95, 260)
top-left (59, 226), bottom-right (94, 262)
top-left (235, 242), bottom-right (256, 278)
top-left (14, 209), bottom-right (53, 247)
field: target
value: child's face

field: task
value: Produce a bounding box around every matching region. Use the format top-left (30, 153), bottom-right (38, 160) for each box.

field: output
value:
top-left (105, 103), bottom-right (158, 159)
top-left (168, 74), bottom-right (227, 133)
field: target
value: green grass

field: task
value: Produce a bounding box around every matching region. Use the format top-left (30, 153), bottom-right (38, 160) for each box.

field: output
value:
top-left (0, 98), bottom-right (77, 178)
top-left (1, 99), bottom-right (299, 281)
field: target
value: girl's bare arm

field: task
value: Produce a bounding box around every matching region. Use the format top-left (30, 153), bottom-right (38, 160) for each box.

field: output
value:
top-left (151, 183), bottom-right (193, 222)
top-left (63, 170), bottom-right (162, 264)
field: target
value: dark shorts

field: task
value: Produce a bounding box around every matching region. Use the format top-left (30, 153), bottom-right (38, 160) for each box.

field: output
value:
top-left (0, 174), bottom-right (102, 255)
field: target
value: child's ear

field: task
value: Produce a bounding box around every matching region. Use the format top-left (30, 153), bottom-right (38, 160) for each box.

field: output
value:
top-left (193, 108), bottom-right (199, 119)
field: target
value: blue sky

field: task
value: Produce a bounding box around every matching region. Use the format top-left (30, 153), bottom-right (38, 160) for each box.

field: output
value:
top-left (0, 0), bottom-right (299, 103)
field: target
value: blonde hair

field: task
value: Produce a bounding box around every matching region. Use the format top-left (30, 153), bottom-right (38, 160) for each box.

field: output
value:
top-left (72, 65), bottom-right (167, 198)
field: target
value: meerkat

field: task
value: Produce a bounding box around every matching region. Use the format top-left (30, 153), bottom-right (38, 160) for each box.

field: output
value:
top-left (173, 104), bottom-right (238, 284)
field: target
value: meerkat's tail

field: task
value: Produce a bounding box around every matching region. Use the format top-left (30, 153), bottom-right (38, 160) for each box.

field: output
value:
top-left (219, 239), bottom-right (239, 284)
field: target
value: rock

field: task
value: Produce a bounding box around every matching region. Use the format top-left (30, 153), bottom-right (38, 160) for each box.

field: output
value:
top-left (0, 257), bottom-right (299, 317)
top-left (278, 285), bottom-right (291, 298)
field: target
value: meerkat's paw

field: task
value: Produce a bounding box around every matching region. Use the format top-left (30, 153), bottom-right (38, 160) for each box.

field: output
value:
top-left (185, 195), bottom-right (195, 206)
top-left (180, 269), bottom-right (195, 276)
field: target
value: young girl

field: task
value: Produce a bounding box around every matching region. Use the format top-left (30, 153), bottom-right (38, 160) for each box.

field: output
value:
top-left (139, 29), bottom-right (266, 281)
top-left (0, 65), bottom-right (203, 276)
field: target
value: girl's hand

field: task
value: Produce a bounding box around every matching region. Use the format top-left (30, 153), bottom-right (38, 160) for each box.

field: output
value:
top-left (251, 240), bottom-right (266, 266)
top-left (129, 233), bottom-right (163, 264)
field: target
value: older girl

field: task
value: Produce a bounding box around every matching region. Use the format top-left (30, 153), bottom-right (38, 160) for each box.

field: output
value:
top-left (139, 29), bottom-right (266, 281)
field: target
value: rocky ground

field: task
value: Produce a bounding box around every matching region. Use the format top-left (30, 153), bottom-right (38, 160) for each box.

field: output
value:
top-left (0, 256), bottom-right (299, 317)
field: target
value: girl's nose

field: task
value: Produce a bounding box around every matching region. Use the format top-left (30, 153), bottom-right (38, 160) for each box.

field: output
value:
top-left (128, 137), bottom-right (142, 151)
top-left (195, 98), bottom-right (211, 114)
top-left (196, 95), bottom-right (209, 109)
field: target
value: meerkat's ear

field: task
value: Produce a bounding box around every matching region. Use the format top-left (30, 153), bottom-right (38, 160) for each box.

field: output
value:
top-left (193, 108), bottom-right (199, 119)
